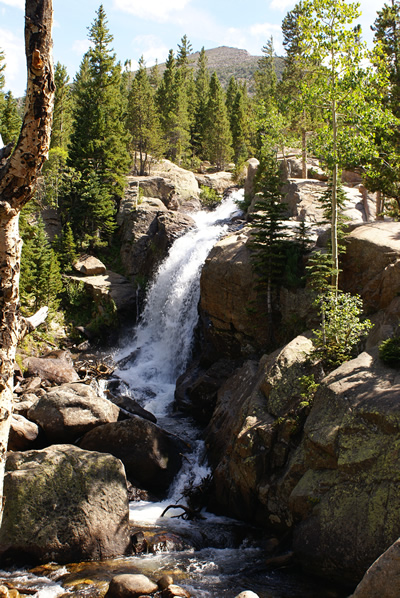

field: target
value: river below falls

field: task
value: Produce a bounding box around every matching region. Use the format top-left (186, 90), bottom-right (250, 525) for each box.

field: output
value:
top-left (1, 192), bottom-right (351, 597)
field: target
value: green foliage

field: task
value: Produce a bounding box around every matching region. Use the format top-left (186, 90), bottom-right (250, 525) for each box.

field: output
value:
top-left (379, 336), bottom-right (400, 368)
top-left (203, 72), bottom-right (233, 170)
top-left (299, 374), bottom-right (319, 405)
top-left (20, 216), bottom-right (64, 316)
top-left (51, 62), bottom-right (73, 150)
top-left (39, 147), bottom-right (69, 207)
top-left (312, 291), bottom-right (372, 369)
top-left (254, 36), bottom-right (277, 108)
top-left (1, 90), bottom-right (22, 145)
top-left (66, 5), bottom-right (130, 247)
top-left (199, 185), bottom-right (222, 208)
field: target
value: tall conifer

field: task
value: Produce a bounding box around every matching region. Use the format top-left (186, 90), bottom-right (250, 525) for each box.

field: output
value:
top-left (203, 72), bottom-right (233, 170)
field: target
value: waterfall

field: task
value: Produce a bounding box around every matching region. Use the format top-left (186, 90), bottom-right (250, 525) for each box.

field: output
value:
top-left (115, 190), bottom-right (243, 419)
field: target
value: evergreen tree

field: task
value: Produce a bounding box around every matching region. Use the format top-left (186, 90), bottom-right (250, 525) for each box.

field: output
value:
top-left (1, 91), bottom-right (22, 145)
top-left (203, 72), bottom-right (232, 170)
top-left (50, 62), bottom-right (72, 150)
top-left (127, 56), bottom-right (163, 175)
top-left (254, 37), bottom-right (277, 109)
top-left (149, 60), bottom-right (161, 90)
top-left (230, 85), bottom-right (253, 164)
top-left (192, 47), bottom-right (210, 157)
top-left (66, 4), bottom-right (130, 247)
top-left (0, 49), bottom-right (5, 91)
top-left (371, 1), bottom-right (400, 118)
top-left (156, 49), bottom-right (190, 163)
top-left (250, 149), bottom-right (289, 346)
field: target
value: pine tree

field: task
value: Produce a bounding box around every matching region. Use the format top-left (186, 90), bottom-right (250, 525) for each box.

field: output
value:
top-left (50, 62), bottom-right (72, 150)
top-left (254, 37), bottom-right (277, 109)
top-left (230, 85), bottom-right (253, 164)
top-left (371, 1), bottom-right (400, 118)
top-left (250, 149), bottom-right (289, 346)
top-left (192, 47), bottom-right (210, 158)
top-left (149, 60), bottom-right (161, 90)
top-left (203, 72), bottom-right (233, 170)
top-left (66, 4), bottom-right (130, 247)
top-left (127, 56), bottom-right (163, 175)
top-left (156, 49), bottom-right (190, 164)
top-left (1, 91), bottom-right (22, 145)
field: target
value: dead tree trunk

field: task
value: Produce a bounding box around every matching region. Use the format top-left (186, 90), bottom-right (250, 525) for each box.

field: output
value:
top-left (0, 0), bottom-right (54, 523)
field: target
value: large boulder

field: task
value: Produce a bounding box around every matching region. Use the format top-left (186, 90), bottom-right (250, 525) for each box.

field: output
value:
top-left (105, 574), bottom-right (158, 598)
top-left (290, 349), bottom-right (400, 584)
top-left (73, 255), bottom-right (106, 276)
top-left (27, 382), bottom-right (120, 444)
top-left (67, 270), bottom-right (136, 314)
top-left (199, 231), bottom-right (270, 358)
top-left (341, 221), bottom-right (400, 312)
top-left (244, 158), bottom-right (259, 200)
top-left (195, 172), bottom-right (233, 195)
top-left (150, 159), bottom-right (200, 200)
top-left (26, 356), bottom-right (79, 385)
top-left (205, 335), bottom-right (316, 526)
top-left (0, 445), bottom-right (130, 564)
top-left (120, 202), bottom-right (194, 281)
top-left (350, 538), bottom-right (400, 598)
top-left (79, 416), bottom-right (187, 495)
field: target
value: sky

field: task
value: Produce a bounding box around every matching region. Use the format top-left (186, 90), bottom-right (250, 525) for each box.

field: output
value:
top-left (0, 0), bottom-right (387, 97)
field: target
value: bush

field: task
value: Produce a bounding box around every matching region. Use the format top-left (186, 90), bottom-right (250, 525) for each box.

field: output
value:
top-left (199, 185), bottom-right (222, 209)
top-left (379, 336), bottom-right (400, 368)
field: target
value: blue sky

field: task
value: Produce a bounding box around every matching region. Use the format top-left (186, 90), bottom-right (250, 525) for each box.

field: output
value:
top-left (0, 0), bottom-right (387, 97)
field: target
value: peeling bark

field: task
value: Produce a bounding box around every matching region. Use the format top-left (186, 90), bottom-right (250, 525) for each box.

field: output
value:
top-left (0, 0), bottom-right (54, 523)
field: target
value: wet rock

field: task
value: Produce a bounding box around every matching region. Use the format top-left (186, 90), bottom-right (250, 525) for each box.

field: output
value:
top-left (120, 203), bottom-right (194, 281)
top-left (108, 393), bottom-right (157, 424)
top-left (175, 358), bottom-right (238, 424)
top-left (105, 574), bottom-right (158, 597)
top-left (234, 592), bottom-right (260, 598)
top-left (79, 416), bottom-right (187, 495)
top-left (148, 533), bottom-right (193, 553)
top-left (27, 383), bottom-right (119, 444)
top-left (350, 538), bottom-right (400, 598)
top-left (161, 585), bottom-right (191, 598)
top-left (157, 575), bottom-right (174, 590)
top-left (0, 445), bottom-right (130, 564)
top-left (8, 414), bottom-right (40, 451)
top-left (73, 255), bottom-right (106, 276)
top-left (26, 356), bottom-right (79, 385)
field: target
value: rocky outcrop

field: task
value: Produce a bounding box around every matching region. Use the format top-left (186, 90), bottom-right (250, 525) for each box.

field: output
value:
top-left (150, 159), bottom-right (200, 201)
top-left (205, 337), bottom-right (400, 585)
top-left (341, 221), bottom-right (400, 312)
top-left (195, 172), bottom-right (233, 194)
top-left (291, 349), bottom-right (400, 584)
top-left (0, 445), bottom-right (130, 564)
top-left (350, 538), bottom-right (400, 598)
top-left (199, 231), bottom-right (269, 358)
top-left (27, 383), bottom-right (120, 444)
top-left (67, 270), bottom-right (136, 314)
top-left (205, 335), bottom-right (317, 526)
top-left (120, 201), bottom-right (194, 282)
top-left (79, 416), bottom-right (187, 495)
top-left (73, 255), bottom-right (106, 276)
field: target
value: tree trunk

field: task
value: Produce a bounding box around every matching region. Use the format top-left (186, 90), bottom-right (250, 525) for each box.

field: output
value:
top-left (0, 0), bottom-right (54, 524)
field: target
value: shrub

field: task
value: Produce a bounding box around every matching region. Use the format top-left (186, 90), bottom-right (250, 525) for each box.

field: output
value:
top-left (379, 336), bottom-right (400, 368)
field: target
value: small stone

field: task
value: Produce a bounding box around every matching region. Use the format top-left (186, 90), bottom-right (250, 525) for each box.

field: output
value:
top-left (157, 574), bottom-right (174, 590)
top-left (234, 592), bottom-right (260, 598)
top-left (105, 574), bottom-right (158, 597)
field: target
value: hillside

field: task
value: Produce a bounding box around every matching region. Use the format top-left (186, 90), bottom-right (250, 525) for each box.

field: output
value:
top-left (155, 45), bottom-right (284, 92)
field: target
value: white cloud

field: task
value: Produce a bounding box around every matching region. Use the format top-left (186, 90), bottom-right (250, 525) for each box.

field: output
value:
top-left (0, 0), bottom-right (24, 9)
top-left (0, 27), bottom-right (26, 96)
top-left (112, 0), bottom-right (191, 22)
top-left (269, 0), bottom-right (295, 11)
top-left (130, 34), bottom-right (169, 67)
top-left (72, 39), bottom-right (91, 56)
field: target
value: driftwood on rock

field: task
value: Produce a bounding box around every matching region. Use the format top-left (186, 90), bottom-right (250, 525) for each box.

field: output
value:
top-left (0, 0), bottom-right (54, 524)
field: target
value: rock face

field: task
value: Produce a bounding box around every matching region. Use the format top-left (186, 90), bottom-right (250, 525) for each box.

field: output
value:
top-left (79, 416), bottom-right (186, 495)
top-left (291, 349), bottom-right (400, 584)
top-left (151, 159), bottom-right (200, 200)
top-left (205, 335), bottom-right (316, 526)
top-left (68, 270), bottom-right (136, 314)
top-left (205, 338), bottom-right (400, 585)
top-left (350, 538), bottom-right (400, 598)
top-left (120, 202), bottom-right (194, 281)
top-left (195, 172), bottom-right (233, 194)
top-left (199, 231), bottom-right (270, 358)
top-left (341, 221), bottom-right (400, 312)
top-left (0, 445), bottom-right (130, 564)
top-left (27, 383), bottom-right (120, 444)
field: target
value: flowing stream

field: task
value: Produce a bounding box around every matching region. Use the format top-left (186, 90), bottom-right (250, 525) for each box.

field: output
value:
top-left (0, 191), bottom-right (348, 597)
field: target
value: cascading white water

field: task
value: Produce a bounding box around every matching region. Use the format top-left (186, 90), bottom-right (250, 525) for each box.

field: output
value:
top-left (113, 190), bottom-right (243, 525)
top-left (115, 191), bottom-right (243, 419)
